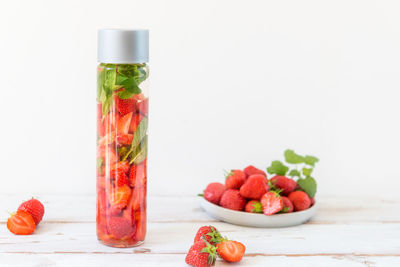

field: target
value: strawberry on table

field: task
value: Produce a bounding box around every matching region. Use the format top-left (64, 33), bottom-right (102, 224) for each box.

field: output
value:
top-left (194, 226), bottom-right (223, 245)
top-left (239, 174), bottom-right (269, 199)
top-left (245, 200), bottom-right (263, 213)
top-left (260, 191), bottom-right (283, 216)
top-left (7, 210), bottom-right (36, 235)
top-left (216, 240), bottom-right (246, 263)
top-left (243, 165), bottom-right (266, 177)
top-left (225, 170), bottom-right (246, 190)
top-left (270, 175), bottom-right (297, 195)
top-left (203, 183), bottom-right (225, 205)
top-left (17, 198), bottom-right (45, 225)
top-left (185, 239), bottom-right (217, 267)
top-left (288, 191), bottom-right (311, 211)
top-left (219, 189), bottom-right (246, 211)
top-left (280, 196), bottom-right (294, 213)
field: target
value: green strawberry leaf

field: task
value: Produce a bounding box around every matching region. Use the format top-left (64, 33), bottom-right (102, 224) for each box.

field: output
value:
top-left (304, 155), bottom-right (319, 166)
top-left (284, 149), bottom-right (304, 164)
top-left (267, 160), bottom-right (289, 175)
top-left (298, 176), bottom-right (317, 198)
top-left (302, 167), bottom-right (313, 176)
top-left (251, 202), bottom-right (263, 213)
top-left (288, 169), bottom-right (301, 178)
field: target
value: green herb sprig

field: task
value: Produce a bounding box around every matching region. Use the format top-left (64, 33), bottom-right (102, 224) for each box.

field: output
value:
top-left (266, 149), bottom-right (319, 197)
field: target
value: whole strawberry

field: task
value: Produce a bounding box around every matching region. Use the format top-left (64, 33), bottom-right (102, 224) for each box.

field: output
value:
top-left (245, 200), bottom-right (263, 213)
top-left (288, 191), bottom-right (311, 211)
top-left (260, 191), bottom-right (283, 215)
top-left (239, 174), bottom-right (269, 199)
top-left (220, 189), bottom-right (246, 211)
top-left (185, 239), bottom-right (217, 267)
top-left (280, 196), bottom-right (294, 213)
top-left (17, 198), bottom-right (45, 225)
top-left (270, 175), bottom-right (297, 195)
top-left (243, 165), bottom-right (266, 177)
top-left (194, 226), bottom-right (223, 245)
top-left (203, 183), bottom-right (225, 205)
top-left (225, 170), bottom-right (246, 189)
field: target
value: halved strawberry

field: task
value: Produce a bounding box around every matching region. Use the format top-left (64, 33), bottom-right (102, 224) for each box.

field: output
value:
top-left (260, 191), bottom-right (283, 216)
top-left (107, 216), bottom-right (135, 239)
top-left (129, 161), bottom-right (147, 188)
top-left (108, 184), bottom-right (131, 209)
top-left (110, 161), bottom-right (130, 174)
top-left (116, 133), bottom-right (133, 145)
top-left (216, 240), bottom-right (246, 263)
top-left (129, 113), bottom-right (144, 133)
top-left (116, 112), bottom-right (133, 135)
top-left (7, 211), bottom-right (36, 235)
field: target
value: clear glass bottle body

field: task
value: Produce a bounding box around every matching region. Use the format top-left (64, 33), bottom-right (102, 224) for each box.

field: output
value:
top-left (96, 63), bottom-right (149, 247)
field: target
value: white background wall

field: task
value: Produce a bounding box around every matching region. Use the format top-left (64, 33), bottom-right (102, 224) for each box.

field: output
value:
top-left (0, 0), bottom-right (399, 197)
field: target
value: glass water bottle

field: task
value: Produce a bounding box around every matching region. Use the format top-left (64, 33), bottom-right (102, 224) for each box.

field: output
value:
top-left (96, 29), bottom-right (149, 247)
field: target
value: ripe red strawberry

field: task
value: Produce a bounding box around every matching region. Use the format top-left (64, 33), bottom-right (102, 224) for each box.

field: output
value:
top-left (270, 175), bottom-right (297, 195)
top-left (110, 161), bottom-right (130, 174)
top-left (134, 94), bottom-right (149, 117)
top-left (129, 113), bottom-right (144, 133)
top-left (288, 191), bottom-right (311, 211)
top-left (115, 95), bottom-right (136, 116)
top-left (116, 112), bottom-right (133, 135)
top-left (280, 196), bottom-right (294, 213)
top-left (216, 240), bottom-right (246, 263)
top-left (225, 170), bottom-right (246, 189)
top-left (245, 200), bottom-right (263, 213)
top-left (108, 184), bottom-right (132, 209)
top-left (17, 198), bottom-right (45, 225)
top-left (129, 162), bottom-right (147, 188)
top-left (203, 183), bottom-right (225, 205)
top-left (310, 197), bottom-right (315, 206)
top-left (219, 189), bottom-right (246, 211)
top-left (243, 165), bottom-right (266, 177)
top-left (185, 240), bottom-right (217, 267)
top-left (113, 170), bottom-right (130, 187)
top-left (239, 174), bottom-right (269, 199)
top-left (107, 216), bottom-right (135, 239)
top-left (194, 226), bottom-right (223, 245)
top-left (7, 211), bottom-right (36, 235)
top-left (260, 191), bottom-right (283, 215)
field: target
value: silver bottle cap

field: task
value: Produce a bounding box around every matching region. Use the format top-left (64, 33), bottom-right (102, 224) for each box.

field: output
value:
top-left (98, 29), bottom-right (149, 63)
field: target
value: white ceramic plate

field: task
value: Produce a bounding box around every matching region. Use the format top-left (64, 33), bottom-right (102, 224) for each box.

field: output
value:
top-left (200, 198), bottom-right (316, 228)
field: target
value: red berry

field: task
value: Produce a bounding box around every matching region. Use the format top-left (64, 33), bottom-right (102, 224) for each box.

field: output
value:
top-left (185, 240), bottom-right (217, 267)
top-left (216, 240), bottom-right (246, 263)
top-left (116, 112), bottom-right (133, 135)
top-left (107, 216), bottom-right (135, 239)
top-left (17, 198), bottom-right (45, 225)
top-left (219, 189), bottom-right (246, 211)
top-left (281, 196), bottom-right (294, 213)
top-left (115, 95), bottom-right (136, 116)
top-left (310, 197), bottom-right (315, 206)
top-left (239, 174), bottom-right (269, 199)
top-left (270, 175), bottom-right (297, 195)
top-left (245, 200), bottom-right (263, 213)
top-left (225, 170), bottom-right (246, 189)
top-left (7, 211), bottom-right (36, 235)
top-left (260, 192), bottom-right (283, 215)
top-left (203, 183), bottom-right (225, 205)
top-left (288, 191), bottom-right (311, 211)
top-left (194, 226), bottom-right (223, 245)
top-left (243, 165), bottom-right (266, 177)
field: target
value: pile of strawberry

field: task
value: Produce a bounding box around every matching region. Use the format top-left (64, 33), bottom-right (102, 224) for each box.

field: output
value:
top-left (185, 225), bottom-right (245, 267)
top-left (201, 149), bottom-right (319, 215)
top-left (7, 198), bottom-right (45, 235)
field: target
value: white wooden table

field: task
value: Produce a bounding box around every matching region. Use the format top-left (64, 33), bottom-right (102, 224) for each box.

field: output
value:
top-left (0, 195), bottom-right (399, 267)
